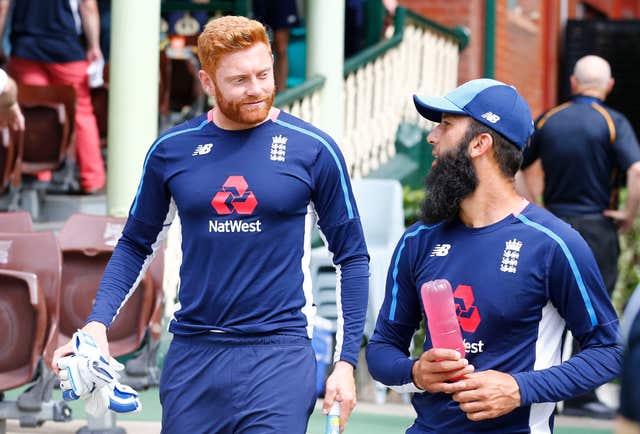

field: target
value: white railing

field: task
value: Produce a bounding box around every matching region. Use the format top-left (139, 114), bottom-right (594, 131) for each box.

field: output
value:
top-left (343, 18), bottom-right (461, 178)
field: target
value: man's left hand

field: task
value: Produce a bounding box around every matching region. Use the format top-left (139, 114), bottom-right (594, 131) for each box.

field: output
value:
top-left (322, 361), bottom-right (356, 434)
top-left (603, 209), bottom-right (634, 233)
top-left (451, 370), bottom-right (521, 421)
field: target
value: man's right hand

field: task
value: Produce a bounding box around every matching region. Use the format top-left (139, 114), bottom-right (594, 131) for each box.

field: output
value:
top-left (52, 321), bottom-right (110, 373)
top-left (411, 348), bottom-right (474, 393)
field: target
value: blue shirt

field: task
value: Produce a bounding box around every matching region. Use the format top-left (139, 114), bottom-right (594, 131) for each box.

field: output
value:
top-left (620, 288), bottom-right (640, 422)
top-left (366, 204), bottom-right (621, 434)
top-left (87, 111), bottom-right (369, 366)
top-left (522, 96), bottom-right (640, 216)
top-left (10, 0), bottom-right (86, 63)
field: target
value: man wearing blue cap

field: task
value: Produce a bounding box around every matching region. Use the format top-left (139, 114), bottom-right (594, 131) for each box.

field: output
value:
top-left (366, 79), bottom-right (622, 433)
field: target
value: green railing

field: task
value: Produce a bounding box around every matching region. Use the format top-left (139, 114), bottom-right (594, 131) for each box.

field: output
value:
top-left (274, 75), bottom-right (326, 109)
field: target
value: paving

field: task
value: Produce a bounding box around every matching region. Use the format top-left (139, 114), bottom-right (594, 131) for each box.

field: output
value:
top-left (3, 399), bottom-right (616, 434)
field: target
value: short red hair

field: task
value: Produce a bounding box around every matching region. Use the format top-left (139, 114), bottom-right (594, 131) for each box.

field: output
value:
top-left (197, 15), bottom-right (271, 74)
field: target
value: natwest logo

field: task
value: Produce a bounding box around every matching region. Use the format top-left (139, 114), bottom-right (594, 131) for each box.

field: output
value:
top-left (211, 176), bottom-right (258, 215)
top-left (454, 284), bottom-right (481, 333)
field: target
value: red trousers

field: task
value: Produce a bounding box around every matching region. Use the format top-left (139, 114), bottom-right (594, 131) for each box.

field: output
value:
top-left (10, 56), bottom-right (106, 192)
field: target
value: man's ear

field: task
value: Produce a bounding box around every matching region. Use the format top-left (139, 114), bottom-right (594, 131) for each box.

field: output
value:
top-left (468, 132), bottom-right (493, 158)
top-left (198, 70), bottom-right (215, 96)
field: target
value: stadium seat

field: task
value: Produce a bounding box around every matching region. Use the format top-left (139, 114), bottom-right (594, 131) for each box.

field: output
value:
top-left (0, 231), bottom-right (61, 387)
top-left (309, 178), bottom-right (405, 337)
top-left (0, 231), bottom-right (70, 427)
top-left (57, 213), bottom-right (157, 358)
top-left (0, 211), bottom-right (33, 232)
top-left (18, 84), bottom-right (76, 176)
top-left (0, 127), bottom-right (24, 211)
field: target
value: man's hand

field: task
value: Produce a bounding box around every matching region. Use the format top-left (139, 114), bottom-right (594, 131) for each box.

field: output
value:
top-left (451, 370), bottom-right (521, 421)
top-left (323, 361), bottom-right (356, 434)
top-left (52, 321), bottom-right (110, 373)
top-left (86, 46), bottom-right (103, 64)
top-left (411, 348), bottom-right (474, 393)
top-left (603, 209), bottom-right (635, 233)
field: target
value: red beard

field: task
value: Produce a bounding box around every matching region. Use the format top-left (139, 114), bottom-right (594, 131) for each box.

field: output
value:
top-left (214, 86), bottom-right (275, 126)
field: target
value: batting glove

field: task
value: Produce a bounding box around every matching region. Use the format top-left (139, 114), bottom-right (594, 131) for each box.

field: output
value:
top-left (84, 381), bottom-right (142, 416)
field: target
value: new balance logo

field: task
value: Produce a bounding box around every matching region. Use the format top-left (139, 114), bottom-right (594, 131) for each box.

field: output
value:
top-left (193, 143), bottom-right (213, 156)
top-left (430, 244), bottom-right (451, 257)
top-left (481, 112), bottom-right (501, 124)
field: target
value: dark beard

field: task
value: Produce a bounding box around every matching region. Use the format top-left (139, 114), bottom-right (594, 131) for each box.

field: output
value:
top-left (421, 142), bottom-right (478, 225)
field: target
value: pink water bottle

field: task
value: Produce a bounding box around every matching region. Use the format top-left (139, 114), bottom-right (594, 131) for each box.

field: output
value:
top-left (420, 279), bottom-right (466, 359)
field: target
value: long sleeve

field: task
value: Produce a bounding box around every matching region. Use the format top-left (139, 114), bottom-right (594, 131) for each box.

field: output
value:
top-left (366, 226), bottom-right (424, 388)
top-left (86, 136), bottom-right (173, 328)
top-left (310, 136), bottom-right (369, 367)
top-left (513, 239), bottom-right (623, 405)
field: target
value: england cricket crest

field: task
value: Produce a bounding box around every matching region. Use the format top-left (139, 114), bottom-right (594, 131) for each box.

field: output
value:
top-left (270, 135), bottom-right (287, 162)
top-left (500, 238), bottom-right (522, 273)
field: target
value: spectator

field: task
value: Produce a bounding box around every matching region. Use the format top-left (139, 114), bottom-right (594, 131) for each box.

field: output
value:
top-left (0, 0), bottom-right (105, 194)
top-left (518, 55), bottom-right (640, 418)
top-left (252, 0), bottom-right (299, 92)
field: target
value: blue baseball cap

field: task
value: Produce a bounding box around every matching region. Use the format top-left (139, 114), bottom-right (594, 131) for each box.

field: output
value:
top-left (413, 78), bottom-right (534, 150)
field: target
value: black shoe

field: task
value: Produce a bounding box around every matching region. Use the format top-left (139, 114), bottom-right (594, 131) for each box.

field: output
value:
top-left (562, 401), bottom-right (616, 419)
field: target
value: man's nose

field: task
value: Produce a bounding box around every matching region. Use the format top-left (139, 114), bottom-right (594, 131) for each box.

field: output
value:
top-left (246, 77), bottom-right (261, 96)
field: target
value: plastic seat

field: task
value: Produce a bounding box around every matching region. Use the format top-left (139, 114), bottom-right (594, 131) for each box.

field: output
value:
top-left (0, 231), bottom-right (61, 391)
top-left (0, 211), bottom-right (34, 232)
top-left (0, 127), bottom-right (24, 210)
top-left (57, 213), bottom-right (156, 358)
top-left (17, 84), bottom-right (76, 176)
top-left (309, 178), bottom-right (405, 337)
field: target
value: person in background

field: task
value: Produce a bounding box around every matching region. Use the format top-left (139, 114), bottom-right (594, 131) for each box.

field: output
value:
top-left (518, 55), bottom-right (640, 418)
top-left (0, 0), bottom-right (105, 194)
top-left (252, 0), bottom-right (298, 92)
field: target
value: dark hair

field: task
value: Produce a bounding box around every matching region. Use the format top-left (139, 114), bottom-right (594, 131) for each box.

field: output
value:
top-left (465, 119), bottom-right (523, 178)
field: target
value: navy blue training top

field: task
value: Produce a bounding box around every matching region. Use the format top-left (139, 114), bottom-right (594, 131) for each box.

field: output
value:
top-left (366, 203), bottom-right (622, 434)
top-left (10, 0), bottom-right (86, 63)
top-left (87, 110), bottom-right (369, 366)
top-left (522, 95), bottom-right (640, 217)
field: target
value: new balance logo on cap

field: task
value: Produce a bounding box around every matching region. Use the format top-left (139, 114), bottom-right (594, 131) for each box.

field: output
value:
top-left (193, 143), bottom-right (213, 156)
top-left (481, 112), bottom-right (501, 123)
top-left (413, 78), bottom-right (534, 150)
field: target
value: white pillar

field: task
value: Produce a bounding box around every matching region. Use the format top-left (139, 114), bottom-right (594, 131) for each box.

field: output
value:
top-left (107, 0), bottom-right (160, 217)
top-left (306, 0), bottom-right (345, 143)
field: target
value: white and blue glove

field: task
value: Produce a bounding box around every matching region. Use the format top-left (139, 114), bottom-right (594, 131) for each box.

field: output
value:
top-left (57, 330), bottom-right (141, 416)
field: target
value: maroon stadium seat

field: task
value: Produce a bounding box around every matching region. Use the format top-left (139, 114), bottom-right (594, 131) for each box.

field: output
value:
top-left (0, 231), bottom-right (61, 391)
top-left (0, 211), bottom-right (33, 232)
top-left (17, 84), bottom-right (76, 176)
top-left (57, 213), bottom-right (160, 358)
